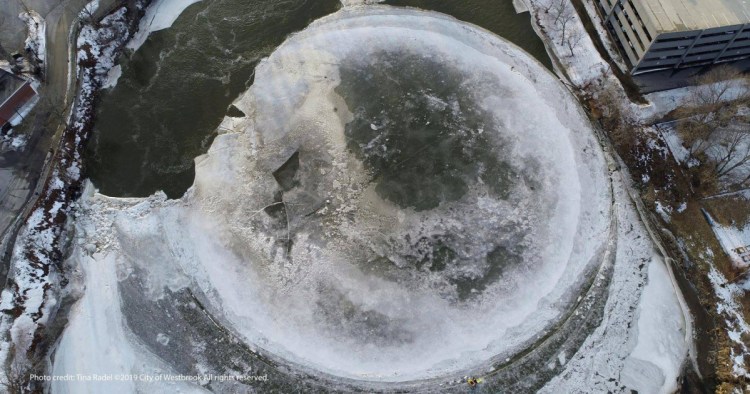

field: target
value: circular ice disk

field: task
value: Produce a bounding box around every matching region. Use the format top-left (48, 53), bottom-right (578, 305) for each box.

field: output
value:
top-left (186, 6), bottom-right (612, 382)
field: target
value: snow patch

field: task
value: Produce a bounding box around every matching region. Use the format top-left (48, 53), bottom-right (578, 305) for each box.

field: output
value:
top-left (102, 64), bottom-right (122, 89)
top-left (655, 200), bottom-right (672, 222)
top-left (704, 210), bottom-right (750, 270)
top-left (621, 258), bottom-right (687, 394)
top-left (657, 124), bottom-right (698, 167)
top-left (19, 11), bottom-right (46, 63)
top-left (79, 0), bottom-right (100, 18)
top-left (1, 131), bottom-right (28, 152)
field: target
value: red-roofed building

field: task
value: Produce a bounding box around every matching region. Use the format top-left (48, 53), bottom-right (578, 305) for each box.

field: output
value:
top-left (0, 70), bottom-right (37, 130)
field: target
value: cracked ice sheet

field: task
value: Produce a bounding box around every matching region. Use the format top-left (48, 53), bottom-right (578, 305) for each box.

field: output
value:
top-left (19, 11), bottom-right (46, 62)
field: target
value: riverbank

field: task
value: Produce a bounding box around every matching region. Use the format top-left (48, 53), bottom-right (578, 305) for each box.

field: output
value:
top-left (0, 2), bottom-right (150, 388)
top-left (0, 0), bottom-right (123, 285)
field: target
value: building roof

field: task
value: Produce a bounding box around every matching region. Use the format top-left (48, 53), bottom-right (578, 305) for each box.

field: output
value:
top-left (0, 70), bottom-right (36, 126)
top-left (636, 0), bottom-right (750, 32)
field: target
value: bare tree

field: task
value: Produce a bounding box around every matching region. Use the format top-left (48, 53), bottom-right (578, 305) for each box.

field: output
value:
top-left (676, 65), bottom-right (750, 188)
top-left (540, 0), bottom-right (560, 14)
top-left (558, 6), bottom-right (576, 47)
top-left (543, 0), bottom-right (579, 48)
top-left (565, 27), bottom-right (583, 57)
top-left (677, 66), bottom-right (750, 153)
top-left (0, 359), bottom-right (30, 394)
top-left (712, 126), bottom-right (750, 178)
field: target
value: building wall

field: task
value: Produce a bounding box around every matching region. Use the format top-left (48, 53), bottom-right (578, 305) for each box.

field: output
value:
top-left (594, 0), bottom-right (750, 75)
top-left (596, 0), bottom-right (657, 66)
top-left (635, 25), bottom-right (750, 73)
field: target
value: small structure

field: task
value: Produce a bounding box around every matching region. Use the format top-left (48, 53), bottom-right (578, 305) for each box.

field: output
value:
top-left (595, 0), bottom-right (750, 75)
top-left (0, 69), bottom-right (37, 131)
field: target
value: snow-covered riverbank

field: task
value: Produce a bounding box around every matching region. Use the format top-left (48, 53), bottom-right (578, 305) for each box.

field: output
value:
top-left (0, 2), bottom-right (149, 388)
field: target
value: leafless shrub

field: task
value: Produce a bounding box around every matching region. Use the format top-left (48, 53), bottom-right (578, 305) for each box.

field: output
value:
top-left (676, 66), bottom-right (750, 189)
top-left (0, 359), bottom-right (30, 394)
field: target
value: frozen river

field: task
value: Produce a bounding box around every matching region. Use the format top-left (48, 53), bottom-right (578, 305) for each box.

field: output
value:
top-left (46, 2), bottom-right (692, 393)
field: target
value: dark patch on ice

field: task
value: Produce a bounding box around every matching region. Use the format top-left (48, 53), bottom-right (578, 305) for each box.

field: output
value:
top-left (453, 245), bottom-right (523, 301)
top-left (315, 285), bottom-right (415, 346)
top-left (263, 192), bottom-right (285, 218)
top-left (336, 50), bottom-right (516, 211)
top-left (412, 237), bottom-right (455, 272)
top-left (272, 151), bottom-right (300, 191)
top-left (226, 104), bottom-right (246, 118)
top-left (360, 232), bottom-right (527, 302)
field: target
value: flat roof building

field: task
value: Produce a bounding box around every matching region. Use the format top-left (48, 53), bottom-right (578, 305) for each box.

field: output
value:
top-left (595, 0), bottom-right (750, 74)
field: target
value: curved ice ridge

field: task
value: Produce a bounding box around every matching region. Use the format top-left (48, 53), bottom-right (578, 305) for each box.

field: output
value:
top-left (65, 6), bottom-right (612, 383)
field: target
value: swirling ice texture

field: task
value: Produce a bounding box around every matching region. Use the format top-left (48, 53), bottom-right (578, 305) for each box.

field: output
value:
top-left (83, 6), bottom-right (612, 382)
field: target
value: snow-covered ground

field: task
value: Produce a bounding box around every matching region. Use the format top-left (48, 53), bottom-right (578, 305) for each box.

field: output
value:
top-left (622, 258), bottom-right (688, 394)
top-left (520, 0), bottom-right (605, 86)
top-left (658, 123), bottom-right (695, 167)
top-left (704, 210), bottom-right (750, 270)
top-left (658, 114), bottom-right (750, 188)
top-left (519, 2), bottom-right (700, 390)
top-left (0, 131), bottom-right (28, 152)
top-left (79, 0), bottom-right (100, 19)
top-left (19, 11), bottom-right (46, 64)
top-left (77, 8), bottom-right (130, 82)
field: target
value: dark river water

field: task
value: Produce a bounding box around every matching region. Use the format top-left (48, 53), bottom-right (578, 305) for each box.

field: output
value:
top-left (86, 0), bottom-right (551, 198)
